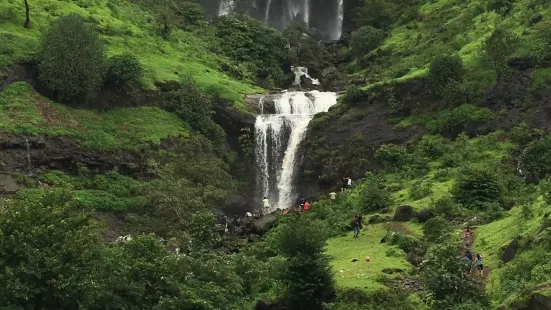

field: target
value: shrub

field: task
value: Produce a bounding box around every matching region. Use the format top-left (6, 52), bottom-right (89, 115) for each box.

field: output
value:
top-left (38, 14), bottom-right (106, 104)
top-left (375, 143), bottom-right (409, 170)
top-left (356, 0), bottom-right (399, 29)
top-left (452, 167), bottom-right (503, 210)
top-left (415, 135), bottom-right (449, 159)
top-left (105, 53), bottom-right (143, 87)
top-left (426, 104), bottom-right (494, 134)
top-left (361, 172), bottom-right (394, 212)
top-left (428, 55), bottom-right (464, 98)
top-left (432, 195), bottom-right (463, 219)
top-left (342, 85), bottom-right (368, 104)
top-left (349, 26), bottom-right (385, 57)
top-left (423, 217), bottom-right (451, 242)
top-left (487, 0), bottom-right (513, 15)
top-left (518, 135), bottom-right (551, 181)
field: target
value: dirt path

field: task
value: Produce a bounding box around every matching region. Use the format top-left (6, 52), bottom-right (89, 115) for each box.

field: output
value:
top-left (461, 228), bottom-right (491, 278)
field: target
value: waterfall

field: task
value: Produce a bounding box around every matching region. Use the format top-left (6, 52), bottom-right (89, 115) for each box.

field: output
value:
top-left (255, 91), bottom-right (337, 211)
top-left (332, 0), bottom-right (344, 40)
top-left (218, 0), bottom-right (234, 16)
top-left (292, 66), bottom-right (320, 87)
top-left (23, 137), bottom-right (32, 176)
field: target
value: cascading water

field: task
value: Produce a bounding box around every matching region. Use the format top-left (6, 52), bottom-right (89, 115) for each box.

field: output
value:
top-left (255, 91), bottom-right (337, 211)
top-left (218, 0), bottom-right (235, 15)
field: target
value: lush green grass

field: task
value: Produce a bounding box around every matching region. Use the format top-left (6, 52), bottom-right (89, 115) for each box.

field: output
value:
top-left (0, 82), bottom-right (188, 150)
top-left (325, 223), bottom-right (412, 292)
top-left (0, 0), bottom-right (262, 104)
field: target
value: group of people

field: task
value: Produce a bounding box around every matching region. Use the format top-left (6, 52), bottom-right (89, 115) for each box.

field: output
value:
top-left (341, 177), bottom-right (352, 192)
top-left (461, 227), bottom-right (484, 277)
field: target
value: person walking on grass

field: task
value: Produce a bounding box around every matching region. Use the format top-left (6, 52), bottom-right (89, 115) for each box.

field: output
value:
top-left (475, 254), bottom-right (484, 277)
top-left (352, 215), bottom-right (360, 239)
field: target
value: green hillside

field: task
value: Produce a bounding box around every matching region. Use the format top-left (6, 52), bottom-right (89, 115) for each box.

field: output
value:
top-left (1, 0), bottom-right (551, 308)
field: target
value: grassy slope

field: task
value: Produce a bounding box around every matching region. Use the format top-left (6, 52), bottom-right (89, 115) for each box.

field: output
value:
top-left (1, 82), bottom-right (187, 150)
top-left (354, 0), bottom-right (551, 91)
top-left (0, 0), bottom-right (261, 103)
top-left (324, 133), bottom-right (517, 296)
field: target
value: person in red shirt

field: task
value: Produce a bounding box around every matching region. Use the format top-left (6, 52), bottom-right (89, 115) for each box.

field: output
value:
top-left (303, 200), bottom-right (310, 212)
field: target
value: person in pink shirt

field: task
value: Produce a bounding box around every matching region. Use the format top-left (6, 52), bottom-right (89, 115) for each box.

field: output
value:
top-left (303, 200), bottom-right (310, 212)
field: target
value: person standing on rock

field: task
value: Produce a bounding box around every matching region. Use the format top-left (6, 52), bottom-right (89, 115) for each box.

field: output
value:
top-left (347, 177), bottom-right (352, 190)
top-left (262, 197), bottom-right (270, 213)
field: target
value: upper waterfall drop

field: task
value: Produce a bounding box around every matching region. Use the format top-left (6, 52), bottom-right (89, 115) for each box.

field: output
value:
top-left (254, 90), bottom-right (337, 212)
top-left (218, 0), bottom-right (235, 16)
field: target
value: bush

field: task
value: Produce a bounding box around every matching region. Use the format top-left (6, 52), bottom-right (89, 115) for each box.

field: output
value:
top-left (432, 195), bottom-right (463, 220)
top-left (38, 14), bottom-right (106, 104)
top-left (415, 135), bottom-right (449, 159)
top-left (452, 167), bottom-right (503, 210)
top-left (350, 26), bottom-right (385, 57)
top-left (487, 0), bottom-right (513, 15)
top-left (426, 104), bottom-right (494, 134)
top-left (409, 181), bottom-right (432, 200)
top-left (361, 172), bottom-right (394, 212)
top-left (105, 53), bottom-right (143, 87)
top-left (428, 55), bottom-right (464, 98)
top-left (423, 217), bottom-right (451, 242)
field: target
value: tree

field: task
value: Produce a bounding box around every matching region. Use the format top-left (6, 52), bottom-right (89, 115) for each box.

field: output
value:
top-left (105, 53), bottom-right (143, 89)
top-left (349, 26), bottom-right (385, 57)
top-left (451, 167), bottom-right (502, 210)
top-left (23, 0), bottom-right (30, 28)
top-left (356, 0), bottom-right (399, 29)
top-left (361, 172), bottom-right (394, 212)
top-left (38, 13), bottom-right (106, 104)
top-left (423, 217), bottom-right (452, 242)
top-left (0, 189), bottom-right (103, 309)
top-left (518, 135), bottom-right (551, 182)
top-left (278, 219), bottom-right (334, 309)
top-left (482, 27), bottom-right (519, 79)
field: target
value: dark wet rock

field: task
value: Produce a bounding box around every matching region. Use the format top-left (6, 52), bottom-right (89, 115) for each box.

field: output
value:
top-left (382, 268), bottom-right (404, 274)
top-left (351, 258), bottom-right (358, 262)
top-left (417, 209), bottom-right (436, 223)
top-left (251, 213), bottom-right (278, 235)
top-left (530, 13), bottom-right (544, 25)
top-left (255, 298), bottom-right (281, 310)
top-left (508, 57), bottom-right (536, 70)
top-left (248, 234), bottom-right (261, 243)
top-left (368, 214), bottom-right (392, 224)
top-left (393, 206), bottom-right (414, 222)
top-left (502, 237), bottom-right (520, 263)
top-left (321, 66), bottom-right (338, 78)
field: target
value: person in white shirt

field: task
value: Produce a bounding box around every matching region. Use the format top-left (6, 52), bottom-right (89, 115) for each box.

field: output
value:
top-left (329, 192), bottom-right (337, 203)
top-left (347, 177), bottom-right (352, 189)
top-left (263, 197), bottom-right (270, 209)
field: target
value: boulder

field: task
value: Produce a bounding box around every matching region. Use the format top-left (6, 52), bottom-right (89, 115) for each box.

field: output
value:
top-left (251, 213), bottom-right (278, 235)
top-left (0, 174), bottom-right (21, 194)
top-left (381, 268), bottom-right (404, 274)
top-left (368, 214), bottom-right (392, 224)
top-left (502, 237), bottom-right (520, 263)
top-left (417, 209), bottom-right (435, 223)
top-left (393, 205), bottom-right (414, 222)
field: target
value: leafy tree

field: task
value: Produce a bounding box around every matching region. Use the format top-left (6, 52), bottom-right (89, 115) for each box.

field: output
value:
top-left (278, 219), bottom-right (334, 309)
top-left (349, 26), bottom-right (385, 57)
top-left (38, 13), bottom-right (106, 104)
top-left (283, 21), bottom-right (327, 74)
top-left (428, 55), bottom-right (464, 98)
top-left (451, 167), bottom-right (503, 210)
top-left (356, 0), bottom-right (399, 29)
top-left (0, 189), bottom-right (103, 309)
top-left (361, 172), bottom-right (394, 212)
top-left (421, 242), bottom-right (488, 308)
top-left (135, 0), bottom-right (206, 38)
top-left (375, 143), bottom-right (409, 170)
top-left (423, 217), bottom-right (451, 242)
top-left (214, 16), bottom-right (289, 86)
top-left (482, 27), bottom-right (519, 78)
top-left (105, 52), bottom-right (143, 88)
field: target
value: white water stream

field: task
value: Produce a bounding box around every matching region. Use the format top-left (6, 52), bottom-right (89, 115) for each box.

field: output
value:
top-left (254, 91), bottom-right (337, 211)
